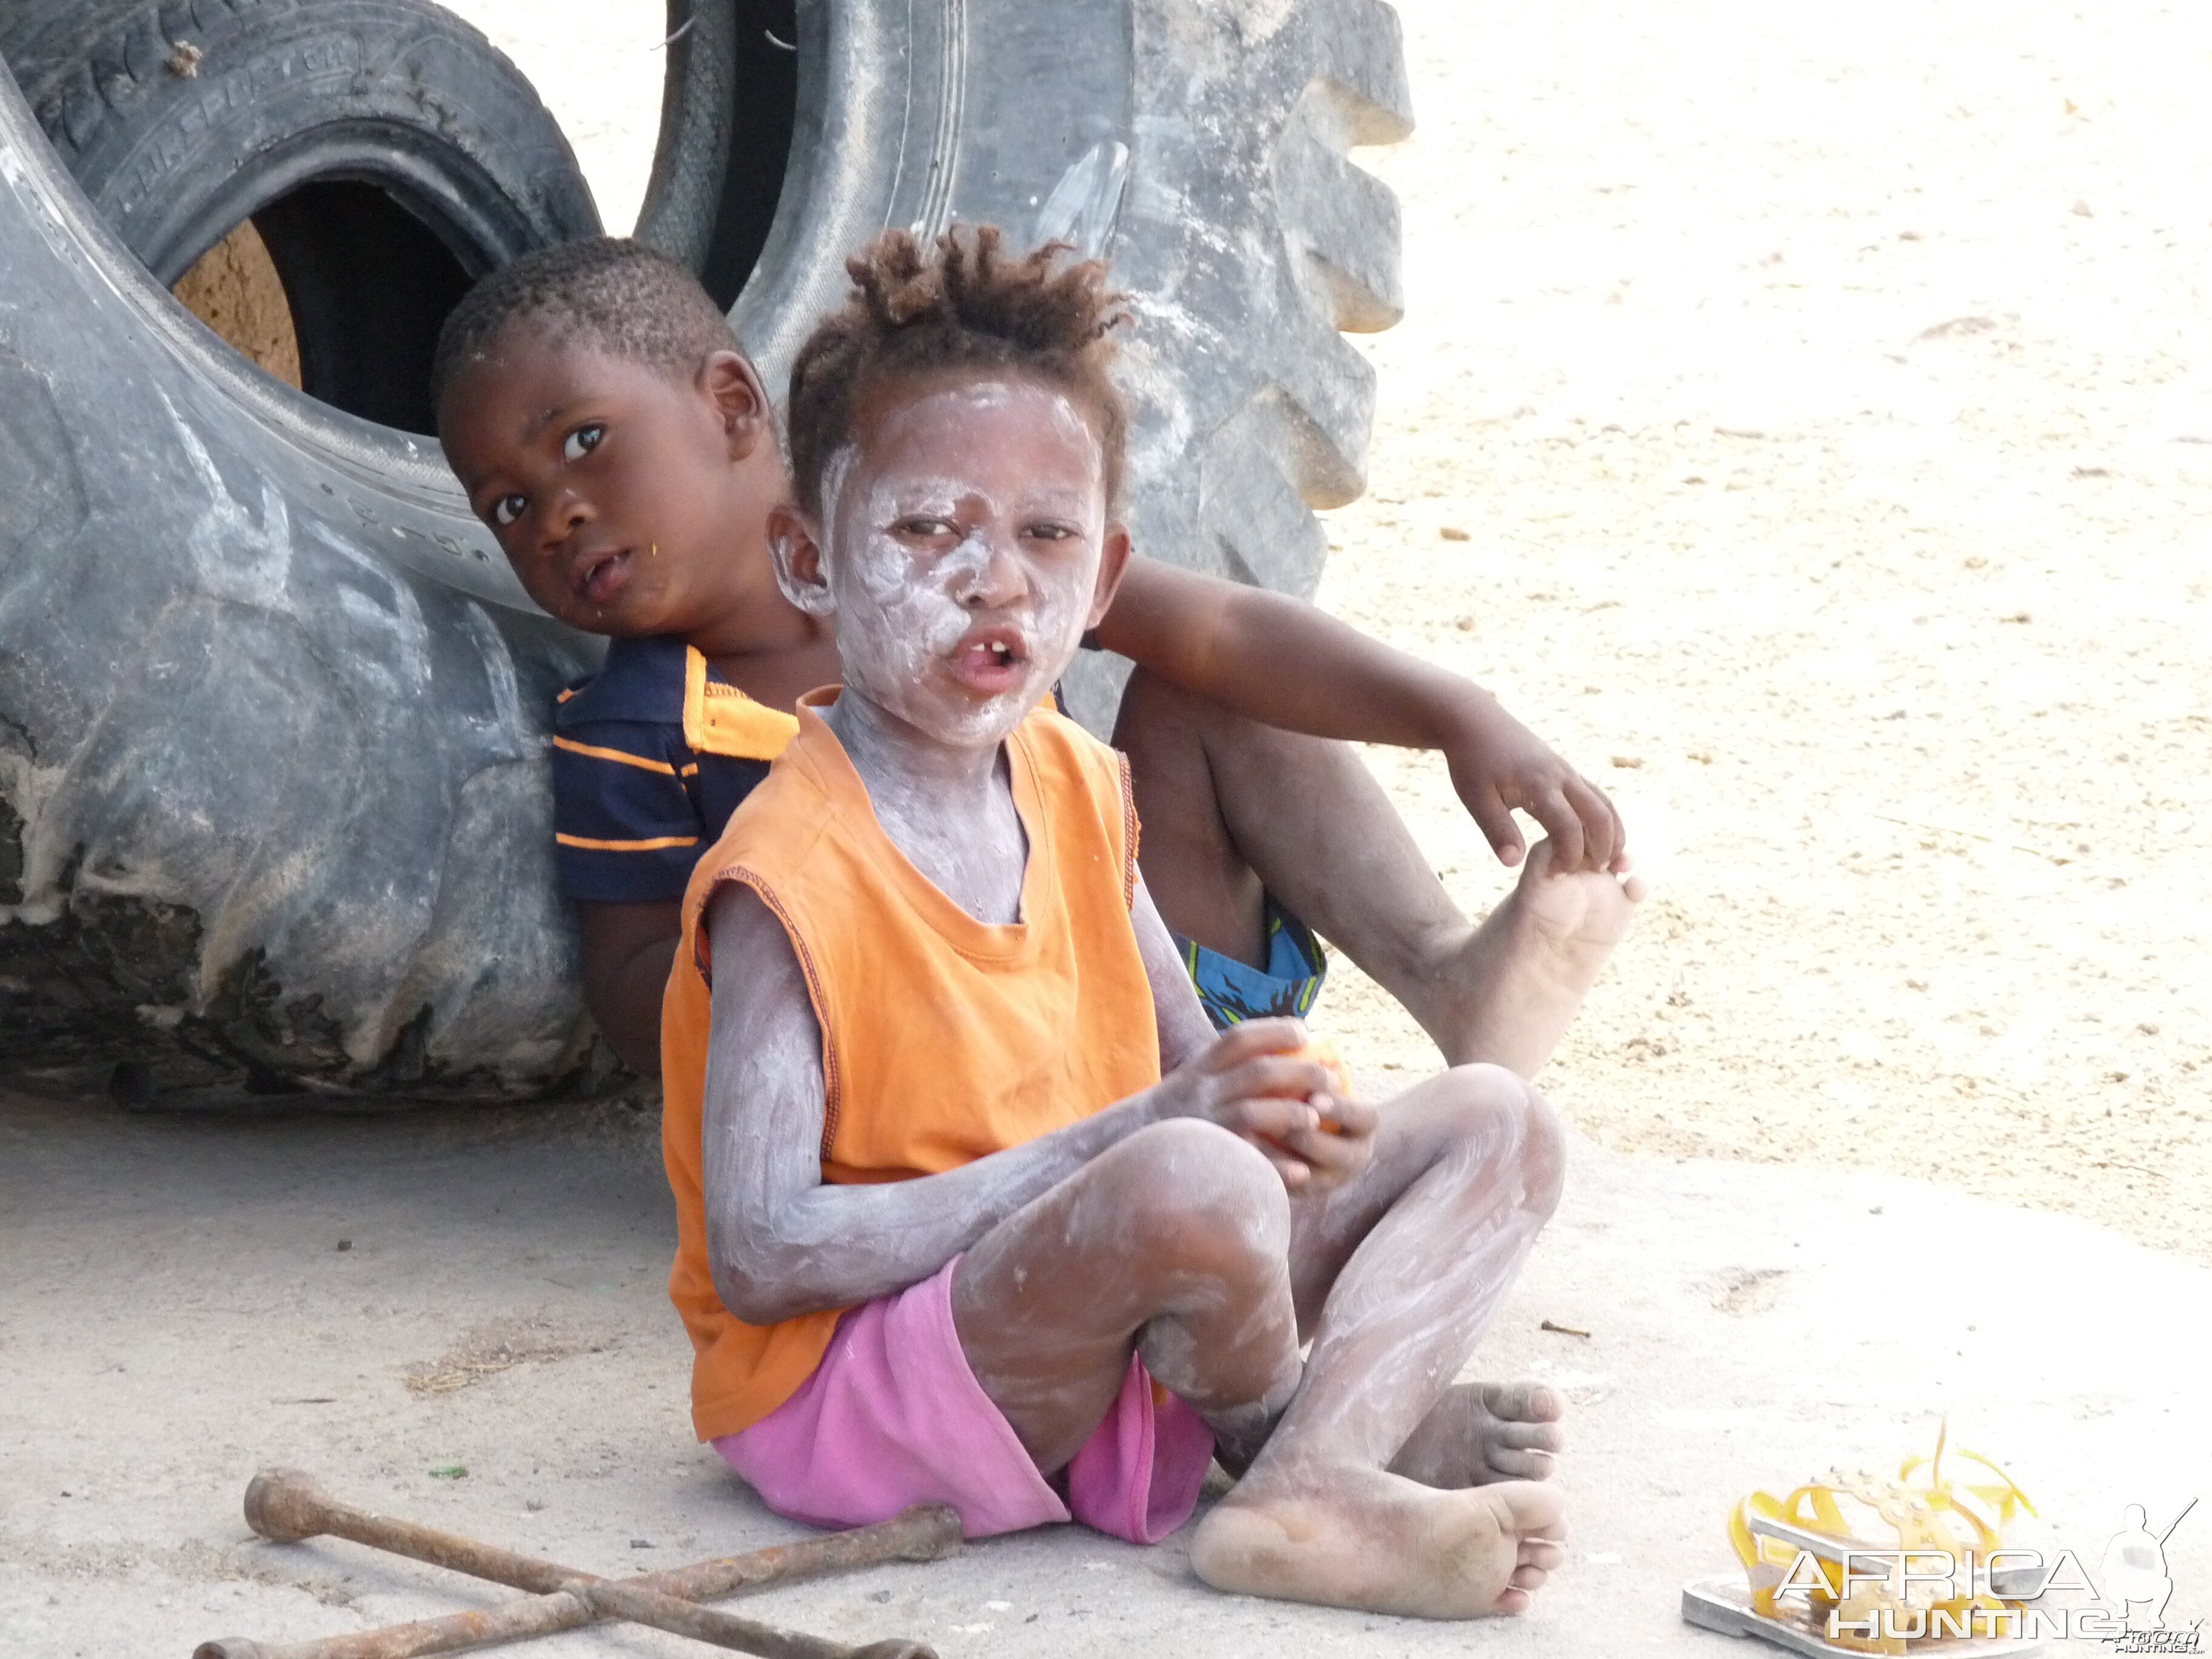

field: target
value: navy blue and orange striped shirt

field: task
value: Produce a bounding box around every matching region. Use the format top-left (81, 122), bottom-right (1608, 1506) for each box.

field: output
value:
top-left (552, 635), bottom-right (802, 904)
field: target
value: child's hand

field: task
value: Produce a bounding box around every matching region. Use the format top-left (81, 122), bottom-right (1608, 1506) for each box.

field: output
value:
top-left (1275, 1034), bottom-right (1376, 1186)
top-left (1149, 1019), bottom-right (1373, 1191)
top-left (1442, 695), bottom-right (1626, 875)
top-left (1280, 1085), bottom-right (1377, 1193)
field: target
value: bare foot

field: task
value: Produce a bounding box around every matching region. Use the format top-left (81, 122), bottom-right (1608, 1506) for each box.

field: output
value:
top-left (1390, 1380), bottom-right (1565, 1487)
top-left (1190, 1466), bottom-right (1567, 1618)
top-left (1414, 837), bottom-right (1646, 1074)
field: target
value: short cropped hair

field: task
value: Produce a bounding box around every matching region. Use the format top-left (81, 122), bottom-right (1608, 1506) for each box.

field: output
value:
top-left (786, 224), bottom-right (1131, 517)
top-left (429, 236), bottom-right (739, 412)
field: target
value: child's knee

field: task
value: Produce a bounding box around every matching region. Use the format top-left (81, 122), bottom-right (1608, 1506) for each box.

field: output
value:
top-left (1102, 1118), bottom-right (1292, 1278)
top-left (1111, 665), bottom-right (1218, 766)
top-left (1432, 1063), bottom-right (1567, 1219)
top-left (1114, 664), bottom-right (1288, 764)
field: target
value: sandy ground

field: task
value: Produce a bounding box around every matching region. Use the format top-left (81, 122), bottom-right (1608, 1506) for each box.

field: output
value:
top-left (453, 0), bottom-right (2212, 1264)
top-left (6, 0), bottom-right (2211, 1652)
top-left (4, 1093), bottom-right (2205, 1656)
top-left (1315, 0), bottom-right (2212, 1267)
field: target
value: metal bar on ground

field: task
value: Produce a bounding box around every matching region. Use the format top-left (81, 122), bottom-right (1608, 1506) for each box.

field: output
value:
top-left (191, 1468), bottom-right (957, 1659)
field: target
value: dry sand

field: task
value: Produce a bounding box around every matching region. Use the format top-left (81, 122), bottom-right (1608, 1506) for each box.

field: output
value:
top-left (454, 0), bottom-right (2212, 1262)
top-left (1315, 0), bottom-right (2212, 1264)
top-left (7, 1090), bottom-right (2204, 1656)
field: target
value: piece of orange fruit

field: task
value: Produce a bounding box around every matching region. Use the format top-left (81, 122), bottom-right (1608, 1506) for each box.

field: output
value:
top-left (1289, 1036), bottom-right (1350, 1127)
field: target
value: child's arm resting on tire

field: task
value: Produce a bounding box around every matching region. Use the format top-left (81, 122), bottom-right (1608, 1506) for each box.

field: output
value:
top-left (1096, 556), bottom-right (1625, 873)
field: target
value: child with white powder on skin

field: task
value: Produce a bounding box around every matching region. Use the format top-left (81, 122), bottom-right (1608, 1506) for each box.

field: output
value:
top-left (657, 228), bottom-right (1574, 1618)
top-left (431, 235), bottom-right (1640, 1089)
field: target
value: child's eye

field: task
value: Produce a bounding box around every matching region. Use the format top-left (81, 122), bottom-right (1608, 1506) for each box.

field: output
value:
top-left (563, 424), bottom-right (604, 462)
top-left (899, 516), bottom-right (956, 539)
top-left (492, 494), bottom-right (526, 528)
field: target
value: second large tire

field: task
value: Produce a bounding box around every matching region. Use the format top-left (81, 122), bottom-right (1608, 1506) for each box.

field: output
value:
top-left (671, 0), bottom-right (1416, 725)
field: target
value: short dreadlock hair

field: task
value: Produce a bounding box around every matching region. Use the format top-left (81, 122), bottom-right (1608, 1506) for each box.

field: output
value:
top-left (786, 224), bottom-right (1131, 518)
top-left (429, 236), bottom-right (739, 414)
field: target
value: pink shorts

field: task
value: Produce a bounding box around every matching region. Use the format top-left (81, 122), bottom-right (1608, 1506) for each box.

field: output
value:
top-left (714, 1256), bottom-right (1215, 1543)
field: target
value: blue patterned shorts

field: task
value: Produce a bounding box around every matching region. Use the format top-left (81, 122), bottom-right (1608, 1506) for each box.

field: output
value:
top-left (1174, 897), bottom-right (1329, 1030)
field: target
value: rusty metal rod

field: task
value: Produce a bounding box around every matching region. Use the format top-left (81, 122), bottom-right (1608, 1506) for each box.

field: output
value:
top-left (192, 1468), bottom-right (958, 1659)
top-left (192, 1594), bottom-right (591, 1659)
top-left (194, 1592), bottom-right (936, 1659)
top-left (240, 1467), bottom-right (959, 1600)
top-left (574, 1578), bottom-right (931, 1659)
top-left (193, 1581), bottom-right (937, 1659)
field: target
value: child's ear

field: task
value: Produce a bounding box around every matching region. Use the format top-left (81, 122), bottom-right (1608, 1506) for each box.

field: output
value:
top-left (766, 502), bottom-right (837, 617)
top-left (1086, 524), bottom-right (1135, 628)
top-left (700, 350), bottom-right (774, 458)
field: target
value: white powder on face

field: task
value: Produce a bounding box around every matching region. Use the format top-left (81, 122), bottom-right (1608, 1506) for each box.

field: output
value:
top-left (819, 381), bottom-right (1109, 750)
top-left (769, 446), bottom-right (859, 618)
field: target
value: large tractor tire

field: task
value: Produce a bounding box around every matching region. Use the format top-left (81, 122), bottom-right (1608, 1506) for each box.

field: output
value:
top-left (0, 0), bottom-right (1413, 1106)
top-left (0, 0), bottom-right (603, 432)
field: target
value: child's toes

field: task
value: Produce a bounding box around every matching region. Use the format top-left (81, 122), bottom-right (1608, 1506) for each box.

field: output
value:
top-left (1486, 1442), bottom-right (1558, 1480)
top-left (1493, 1415), bottom-right (1566, 1454)
top-left (1520, 1537), bottom-right (1569, 1574)
top-left (1480, 1380), bottom-right (1566, 1424)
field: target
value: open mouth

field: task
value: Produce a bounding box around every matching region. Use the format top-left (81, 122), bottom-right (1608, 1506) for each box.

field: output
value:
top-left (951, 624), bottom-right (1031, 693)
top-left (571, 547), bottom-right (634, 607)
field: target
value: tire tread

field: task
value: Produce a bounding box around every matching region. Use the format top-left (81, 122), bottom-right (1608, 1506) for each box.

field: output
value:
top-left (1121, 0), bottom-right (1414, 600)
top-left (4, 0), bottom-right (524, 176)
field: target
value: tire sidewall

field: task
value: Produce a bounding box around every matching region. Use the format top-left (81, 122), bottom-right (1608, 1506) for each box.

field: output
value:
top-left (32, 0), bottom-right (598, 281)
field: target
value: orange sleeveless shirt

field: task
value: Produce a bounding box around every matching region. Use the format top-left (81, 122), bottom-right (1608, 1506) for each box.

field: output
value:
top-left (660, 692), bottom-right (1162, 1439)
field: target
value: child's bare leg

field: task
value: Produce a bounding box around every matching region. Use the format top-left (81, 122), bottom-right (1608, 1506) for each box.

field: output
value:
top-left (1113, 666), bottom-right (1640, 1075)
top-left (1189, 1063), bottom-right (1569, 1618)
top-left (950, 1118), bottom-right (1305, 1472)
top-left (1113, 671), bottom-right (1568, 1486)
